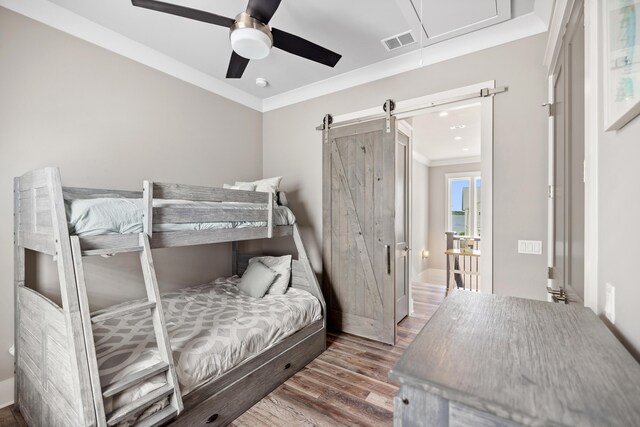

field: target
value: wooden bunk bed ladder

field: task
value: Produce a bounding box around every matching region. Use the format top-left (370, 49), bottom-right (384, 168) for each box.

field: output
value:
top-left (70, 233), bottom-right (183, 427)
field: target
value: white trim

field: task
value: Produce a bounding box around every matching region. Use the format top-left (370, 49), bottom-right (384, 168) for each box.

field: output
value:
top-left (583, 0), bottom-right (599, 311)
top-left (262, 13), bottom-right (546, 112)
top-left (547, 73), bottom-right (556, 288)
top-left (428, 156), bottom-right (481, 167)
top-left (544, 0), bottom-right (577, 71)
top-left (479, 94), bottom-right (494, 294)
top-left (0, 0), bottom-right (263, 111)
top-left (1, 1), bottom-right (547, 113)
top-left (411, 151), bottom-right (430, 166)
top-left (398, 122), bottom-right (414, 317)
top-left (0, 377), bottom-right (14, 409)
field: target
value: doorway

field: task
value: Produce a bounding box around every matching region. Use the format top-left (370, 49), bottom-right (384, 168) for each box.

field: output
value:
top-left (399, 99), bottom-right (486, 310)
top-left (322, 81), bottom-right (495, 344)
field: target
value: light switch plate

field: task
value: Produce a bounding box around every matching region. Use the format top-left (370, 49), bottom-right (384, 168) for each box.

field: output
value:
top-left (605, 283), bottom-right (615, 324)
top-left (518, 240), bottom-right (543, 255)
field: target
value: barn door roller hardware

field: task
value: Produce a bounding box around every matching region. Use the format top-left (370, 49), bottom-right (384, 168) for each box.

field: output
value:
top-left (480, 87), bottom-right (507, 97)
top-left (383, 99), bottom-right (395, 133)
top-left (322, 114), bottom-right (333, 144)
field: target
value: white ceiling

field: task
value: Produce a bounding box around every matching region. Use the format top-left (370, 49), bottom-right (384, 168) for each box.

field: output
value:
top-left (1, 0), bottom-right (551, 110)
top-left (409, 101), bottom-right (482, 163)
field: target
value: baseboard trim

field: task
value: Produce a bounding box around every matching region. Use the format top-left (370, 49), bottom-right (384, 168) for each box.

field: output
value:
top-left (0, 377), bottom-right (14, 409)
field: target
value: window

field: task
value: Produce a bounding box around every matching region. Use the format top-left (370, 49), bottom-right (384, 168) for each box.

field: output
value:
top-left (447, 172), bottom-right (481, 237)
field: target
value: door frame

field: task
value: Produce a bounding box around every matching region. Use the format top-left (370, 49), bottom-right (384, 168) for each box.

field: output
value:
top-left (397, 120), bottom-right (413, 316)
top-left (545, 0), bottom-right (596, 310)
top-left (328, 81), bottom-right (495, 294)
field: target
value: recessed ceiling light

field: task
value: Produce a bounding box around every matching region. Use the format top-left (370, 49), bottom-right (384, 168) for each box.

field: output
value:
top-left (449, 124), bottom-right (466, 130)
top-left (255, 77), bottom-right (269, 88)
top-left (454, 136), bottom-right (462, 140)
top-left (439, 111), bottom-right (449, 117)
top-left (463, 148), bottom-right (470, 151)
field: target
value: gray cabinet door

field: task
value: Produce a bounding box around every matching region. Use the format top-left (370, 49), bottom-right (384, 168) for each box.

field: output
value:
top-left (323, 117), bottom-right (396, 344)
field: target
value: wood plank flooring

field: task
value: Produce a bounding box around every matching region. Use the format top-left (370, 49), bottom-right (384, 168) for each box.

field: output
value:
top-left (3, 282), bottom-right (445, 427)
top-left (0, 406), bottom-right (25, 427)
top-left (231, 282), bottom-right (445, 427)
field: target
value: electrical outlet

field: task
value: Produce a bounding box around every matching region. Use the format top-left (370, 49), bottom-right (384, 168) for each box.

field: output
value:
top-left (605, 283), bottom-right (615, 324)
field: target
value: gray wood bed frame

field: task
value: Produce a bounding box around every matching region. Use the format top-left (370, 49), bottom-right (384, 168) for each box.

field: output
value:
top-left (13, 167), bottom-right (326, 427)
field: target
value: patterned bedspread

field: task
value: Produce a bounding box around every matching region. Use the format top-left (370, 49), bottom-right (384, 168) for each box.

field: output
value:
top-left (93, 276), bottom-right (321, 421)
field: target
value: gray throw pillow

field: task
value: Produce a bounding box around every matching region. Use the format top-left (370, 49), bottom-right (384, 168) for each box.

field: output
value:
top-left (238, 261), bottom-right (278, 298)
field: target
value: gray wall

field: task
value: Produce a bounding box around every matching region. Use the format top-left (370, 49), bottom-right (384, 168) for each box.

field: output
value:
top-left (411, 159), bottom-right (429, 279)
top-left (263, 33), bottom-right (549, 301)
top-left (427, 163), bottom-right (481, 271)
top-left (597, 57), bottom-right (640, 358)
top-left (0, 9), bottom-right (263, 385)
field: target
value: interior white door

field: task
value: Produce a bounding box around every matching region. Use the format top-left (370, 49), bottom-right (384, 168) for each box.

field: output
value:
top-left (552, 48), bottom-right (567, 293)
top-left (549, 2), bottom-right (585, 302)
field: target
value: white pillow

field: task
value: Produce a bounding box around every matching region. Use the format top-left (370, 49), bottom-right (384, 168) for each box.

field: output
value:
top-left (223, 183), bottom-right (256, 191)
top-left (248, 254), bottom-right (292, 295)
top-left (236, 176), bottom-right (282, 195)
top-left (238, 261), bottom-right (278, 298)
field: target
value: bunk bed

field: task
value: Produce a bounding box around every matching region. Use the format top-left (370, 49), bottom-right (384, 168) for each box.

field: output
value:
top-left (13, 167), bottom-right (326, 427)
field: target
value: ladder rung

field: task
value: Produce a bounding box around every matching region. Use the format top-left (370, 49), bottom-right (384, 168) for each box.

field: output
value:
top-left (91, 301), bottom-right (156, 324)
top-left (82, 246), bottom-right (143, 257)
top-left (107, 384), bottom-right (174, 426)
top-left (102, 362), bottom-right (169, 398)
top-left (135, 406), bottom-right (178, 427)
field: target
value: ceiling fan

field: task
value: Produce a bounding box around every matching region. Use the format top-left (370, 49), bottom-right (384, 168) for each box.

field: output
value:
top-left (131, 0), bottom-right (342, 79)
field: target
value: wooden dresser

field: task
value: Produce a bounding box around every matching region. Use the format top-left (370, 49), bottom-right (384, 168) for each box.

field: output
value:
top-left (389, 290), bottom-right (640, 426)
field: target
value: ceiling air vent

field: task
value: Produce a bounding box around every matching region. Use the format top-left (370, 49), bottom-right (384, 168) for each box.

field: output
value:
top-left (381, 30), bottom-right (416, 52)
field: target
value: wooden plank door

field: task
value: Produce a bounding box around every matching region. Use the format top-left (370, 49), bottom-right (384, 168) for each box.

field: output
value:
top-left (323, 117), bottom-right (396, 344)
top-left (395, 130), bottom-right (410, 323)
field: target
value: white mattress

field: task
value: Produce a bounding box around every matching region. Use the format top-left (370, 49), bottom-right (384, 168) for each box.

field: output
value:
top-left (64, 197), bottom-right (296, 236)
top-left (94, 276), bottom-right (321, 424)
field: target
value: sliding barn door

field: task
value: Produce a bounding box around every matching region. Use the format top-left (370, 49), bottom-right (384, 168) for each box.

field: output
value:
top-left (323, 118), bottom-right (396, 345)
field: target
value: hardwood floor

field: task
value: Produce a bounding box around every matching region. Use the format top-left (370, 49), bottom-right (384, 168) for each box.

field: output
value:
top-left (4, 282), bottom-right (445, 427)
top-left (0, 406), bottom-right (25, 427)
top-left (231, 281), bottom-right (445, 427)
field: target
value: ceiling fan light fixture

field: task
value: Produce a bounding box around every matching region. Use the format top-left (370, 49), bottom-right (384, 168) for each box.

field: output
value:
top-left (230, 12), bottom-right (273, 60)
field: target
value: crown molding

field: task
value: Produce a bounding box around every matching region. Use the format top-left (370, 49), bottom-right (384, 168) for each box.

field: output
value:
top-left (412, 151), bottom-right (430, 166)
top-left (428, 156), bottom-right (481, 167)
top-left (0, 0), bottom-right (263, 111)
top-left (2, 1), bottom-right (549, 113)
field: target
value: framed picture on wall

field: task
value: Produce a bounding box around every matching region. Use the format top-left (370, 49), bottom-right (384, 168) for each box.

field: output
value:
top-left (604, 0), bottom-right (640, 131)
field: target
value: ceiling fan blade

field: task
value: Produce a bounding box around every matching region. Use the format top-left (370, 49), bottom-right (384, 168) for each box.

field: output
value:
top-left (271, 28), bottom-right (341, 68)
top-left (246, 0), bottom-right (282, 24)
top-left (131, 0), bottom-right (235, 27)
top-left (226, 52), bottom-right (250, 78)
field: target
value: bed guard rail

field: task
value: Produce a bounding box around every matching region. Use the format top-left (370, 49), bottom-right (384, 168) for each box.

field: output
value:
top-left (143, 181), bottom-right (275, 238)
